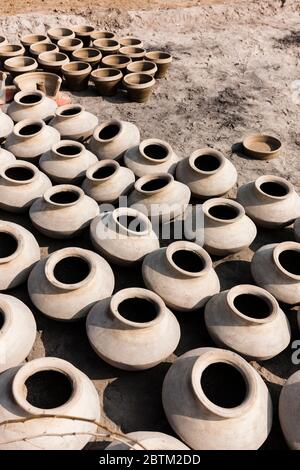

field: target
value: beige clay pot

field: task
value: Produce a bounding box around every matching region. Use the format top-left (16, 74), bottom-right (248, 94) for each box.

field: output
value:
top-left (119, 46), bottom-right (146, 62)
top-left (38, 51), bottom-right (69, 74)
top-left (20, 34), bottom-right (49, 52)
top-left (295, 218), bottom-right (300, 242)
top-left (119, 37), bottom-right (143, 48)
top-left (123, 72), bottom-right (156, 103)
top-left (73, 25), bottom-right (94, 47)
top-left (61, 61), bottom-right (92, 91)
top-left (50, 104), bottom-right (98, 141)
top-left (7, 90), bottom-right (57, 123)
top-left (106, 432), bottom-right (189, 450)
top-left (91, 68), bottom-right (123, 96)
top-left (93, 38), bottom-right (120, 57)
top-left (71, 48), bottom-right (102, 69)
top-left (145, 51), bottom-right (172, 78)
top-left (0, 44), bottom-right (25, 67)
top-left (0, 109), bottom-right (14, 143)
top-left (13, 71), bottom-right (62, 99)
top-left (57, 38), bottom-right (83, 58)
top-left (126, 60), bottom-right (158, 77)
top-left (279, 370), bottom-right (300, 449)
top-left (101, 54), bottom-right (132, 73)
top-left (47, 27), bottom-right (75, 44)
top-left (91, 31), bottom-right (115, 41)
top-left (0, 148), bottom-right (15, 168)
top-left (4, 56), bottom-right (38, 78)
top-left (29, 42), bottom-right (59, 58)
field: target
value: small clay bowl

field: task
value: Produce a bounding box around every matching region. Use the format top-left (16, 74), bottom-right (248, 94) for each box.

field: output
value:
top-left (47, 27), bottom-right (75, 44)
top-left (101, 54), bottom-right (131, 73)
top-left (38, 51), bottom-right (69, 74)
top-left (93, 39), bottom-right (120, 57)
top-left (91, 31), bottom-right (116, 41)
top-left (91, 68), bottom-right (122, 96)
top-left (119, 37), bottom-right (143, 48)
top-left (29, 42), bottom-right (58, 58)
top-left (126, 60), bottom-right (157, 77)
top-left (73, 25), bottom-right (95, 47)
top-left (72, 47), bottom-right (102, 69)
top-left (243, 134), bottom-right (282, 160)
top-left (4, 56), bottom-right (38, 78)
top-left (119, 46), bottom-right (146, 62)
top-left (145, 51), bottom-right (172, 78)
top-left (21, 34), bottom-right (49, 52)
top-left (62, 61), bottom-right (92, 91)
top-left (0, 44), bottom-right (25, 66)
top-left (0, 36), bottom-right (7, 46)
top-left (123, 72), bottom-right (155, 103)
top-left (58, 38), bottom-right (83, 57)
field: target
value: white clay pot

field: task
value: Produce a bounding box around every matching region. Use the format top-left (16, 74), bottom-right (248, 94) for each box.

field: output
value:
top-left (7, 90), bottom-right (57, 123)
top-left (279, 371), bottom-right (300, 449)
top-left (162, 347), bottom-right (273, 449)
top-left (0, 148), bottom-right (15, 168)
top-left (142, 241), bottom-right (220, 311)
top-left (0, 357), bottom-right (100, 450)
top-left (49, 104), bottom-right (98, 142)
top-left (86, 287), bottom-right (180, 370)
top-left (28, 246), bottom-right (114, 321)
top-left (0, 109), bottom-right (14, 143)
top-left (106, 432), bottom-right (190, 450)
top-left (295, 218), bottom-right (300, 242)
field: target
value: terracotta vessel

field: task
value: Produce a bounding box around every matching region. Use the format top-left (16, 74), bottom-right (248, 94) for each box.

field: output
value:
top-left (89, 119), bottom-right (140, 160)
top-left (38, 51), bottom-right (69, 74)
top-left (279, 371), bottom-right (300, 449)
top-left (119, 37), bottom-right (143, 48)
top-left (243, 134), bottom-right (282, 160)
top-left (7, 90), bottom-right (57, 123)
top-left (49, 104), bottom-right (98, 141)
top-left (91, 31), bottom-right (116, 41)
top-left (61, 61), bottom-right (91, 91)
top-left (73, 25), bottom-right (95, 47)
top-left (101, 54), bottom-right (132, 73)
top-left (47, 27), bottom-right (75, 44)
top-left (72, 48), bottom-right (102, 69)
top-left (124, 138), bottom-right (179, 177)
top-left (90, 207), bottom-right (159, 265)
top-left (82, 159), bottom-right (135, 203)
top-left (119, 46), bottom-right (146, 61)
top-left (106, 432), bottom-right (189, 450)
top-left (237, 175), bottom-right (300, 228)
top-left (93, 38), bottom-right (120, 57)
top-left (28, 247), bottom-right (114, 320)
top-left (0, 357), bottom-right (100, 449)
top-left (0, 44), bottom-right (25, 67)
top-left (57, 38), bottom-right (83, 58)
top-left (251, 241), bottom-right (300, 305)
top-left (29, 41), bottom-right (58, 58)
top-left (86, 287), bottom-right (180, 370)
top-left (295, 218), bottom-right (300, 242)
top-left (128, 173), bottom-right (191, 222)
top-left (145, 51), bottom-right (172, 78)
top-left (0, 109), bottom-right (14, 143)
top-left (4, 56), bottom-right (38, 78)
top-left (0, 148), bottom-right (15, 168)
top-left (123, 72), bottom-right (155, 102)
top-left (126, 60), bottom-right (158, 77)
top-left (13, 71), bottom-right (62, 98)
top-left (21, 34), bottom-right (49, 52)
top-left (176, 148), bottom-right (237, 198)
top-left (142, 241), bottom-right (220, 311)
top-left (162, 347), bottom-right (272, 449)
top-left (205, 284), bottom-right (291, 360)
top-left (0, 294), bottom-right (36, 372)
top-left (40, 140), bottom-right (98, 184)
top-left (0, 36), bottom-right (7, 46)
top-left (5, 118), bottom-right (60, 162)
top-left (0, 220), bottom-right (40, 289)
top-left (91, 68), bottom-right (122, 96)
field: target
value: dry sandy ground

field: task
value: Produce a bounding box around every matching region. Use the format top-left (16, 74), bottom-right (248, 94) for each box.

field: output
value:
top-left (0, 0), bottom-right (300, 450)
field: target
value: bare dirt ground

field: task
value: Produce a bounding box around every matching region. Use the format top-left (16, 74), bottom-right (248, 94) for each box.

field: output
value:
top-left (0, 0), bottom-right (300, 449)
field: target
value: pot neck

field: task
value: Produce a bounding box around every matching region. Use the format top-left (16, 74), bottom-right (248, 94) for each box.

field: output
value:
top-left (108, 207), bottom-right (153, 237)
top-left (165, 241), bottom-right (213, 279)
top-left (56, 105), bottom-right (84, 120)
top-left (13, 119), bottom-right (45, 140)
top-left (0, 162), bottom-right (39, 186)
top-left (93, 119), bottom-right (123, 144)
top-left (188, 148), bottom-right (225, 175)
top-left (51, 141), bottom-right (85, 160)
top-left (134, 173), bottom-right (173, 196)
top-left (272, 242), bottom-right (300, 282)
top-left (202, 198), bottom-right (245, 226)
top-left (14, 90), bottom-right (45, 108)
top-left (138, 139), bottom-right (172, 164)
top-left (43, 185), bottom-right (84, 208)
top-left (253, 175), bottom-right (293, 203)
top-left (86, 160), bottom-right (120, 185)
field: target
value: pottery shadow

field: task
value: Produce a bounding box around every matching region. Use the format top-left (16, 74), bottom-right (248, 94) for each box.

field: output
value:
top-left (260, 381), bottom-right (288, 450)
top-left (231, 141), bottom-right (250, 160)
top-left (251, 226), bottom-right (294, 251)
top-left (215, 259), bottom-right (253, 290)
top-left (174, 307), bottom-right (214, 356)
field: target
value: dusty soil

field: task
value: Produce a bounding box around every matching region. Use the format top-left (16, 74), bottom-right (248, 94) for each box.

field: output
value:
top-left (0, 0), bottom-right (300, 450)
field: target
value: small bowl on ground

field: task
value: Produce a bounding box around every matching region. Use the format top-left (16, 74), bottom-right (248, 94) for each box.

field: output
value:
top-left (21, 34), bottom-right (49, 53)
top-left (73, 25), bottom-right (95, 47)
top-left (72, 48), bottom-right (102, 69)
top-left (0, 44), bottom-right (25, 67)
top-left (38, 51), bottom-right (69, 74)
top-left (126, 60), bottom-right (157, 77)
top-left (145, 51), bottom-right (172, 78)
top-left (4, 56), bottom-right (38, 78)
top-left (47, 27), bottom-right (75, 44)
top-left (29, 42), bottom-right (58, 58)
top-left (119, 46), bottom-right (146, 62)
top-left (123, 72), bottom-right (155, 103)
top-left (57, 38), bottom-right (83, 58)
top-left (93, 39), bottom-right (120, 57)
top-left (62, 61), bottom-right (92, 91)
top-left (242, 134), bottom-right (282, 160)
top-left (101, 54), bottom-right (132, 73)
top-left (91, 68), bottom-right (122, 96)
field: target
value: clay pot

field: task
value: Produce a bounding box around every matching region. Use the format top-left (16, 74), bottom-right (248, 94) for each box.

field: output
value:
top-left (21, 34), bottom-right (49, 52)
top-left (72, 48), bottom-right (102, 69)
top-left (126, 60), bottom-right (158, 77)
top-left (128, 173), bottom-right (191, 222)
top-left (0, 109), bottom-right (14, 143)
top-left (243, 134), bottom-right (282, 160)
top-left (0, 148), bottom-right (15, 168)
top-left (176, 148), bottom-right (237, 198)
top-left (251, 241), bottom-right (300, 305)
top-left (279, 370), bottom-right (300, 449)
top-left (47, 27), bottom-right (75, 44)
top-left (124, 138), bottom-right (179, 177)
top-left (237, 175), bottom-right (300, 228)
top-left (0, 161), bottom-right (52, 212)
top-left (205, 284), bottom-right (291, 360)
top-left (93, 38), bottom-right (120, 57)
top-left (28, 246), bottom-right (114, 320)
top-left (57, 38), bottom-right (83, 58)
top-left (162, 347), bottom-right (272, 449)
top-left (29, 41), bottom-right (59, 58)
top-left (142, 241), bottom-right (220, 311)
top-left (49, 104), bottom-right (98, 141)
top-left (40, 140), bottom-right (98, 184)
top-left (91, 31), bottom-right (116, 41)
top-left (106, 432), bottom-right (189, 450)
top-left (0, 44), bottom-right (25, 67)
top-left (123, 72), bottom-right (155, 102)
top-left (61, 61), bottom-right (91, 91)
top-left (119, 46), bottom-right (146, 61)
top-left (101, 54), bottom-right (132, 73)
top-left (38, 51), bottom-right (69, 74)
top-left (86, 287), bottom-right (180, 370)
top-left (0, 294), bottom-right (36, 372)
top-left (4, 56), bottom-right (38, 78)
top-left (0, 357), bottom-right (100, 449)
top-left (201, 198), bottom-right (257, 256)
top-left (90, 207), bottom-right (160, 265)
top-left (0, 220), bottom-right (40, 290)
top-left (295, 218), bottom-right (300, 242)
top-left (0, 36), bottom-right (7, 46)
top-left (119, 37), bottom-right (143, 48)
top-left (89, 119), bottom-right (140, 160)
top-left (73, 25), bottom-right (94, 47)
top-left (82, 159), bottom-right (135, 203)
top-left (91, 68), bottom-right (122, 96)
top-left (7, 90), bottom-right (57, 123)
top-left (145, 51), bottom-right (172, 78)
top-left (13, 71), bottom-right (62, 98)
top-left (5, 118), bottom-right (60, 162)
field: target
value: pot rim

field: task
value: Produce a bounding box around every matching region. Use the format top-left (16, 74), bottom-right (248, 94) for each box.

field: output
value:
top-left (202, 197), bottom-right (245, 224)
top-left (139, 138), bottom-right (172, 163)
top-left (38, 51), bottom-right (69, 65)
top-left (72, 47), bottom-right (102, 61)
top-left (90, 31), bottom-right (116, 40)
top-left (119, 37), bottom-right (143, 47)
top-left (51, 140), bottom-right (85, 159)
top-left (102, 54), bottom-right (132, 67)
top-left (14, 89), bottom-right (45, 106)
top-left (93, 38), bottom-right (120, 51)
top-left (0, 161), bottom-right (39, 185)
top-left (111, 206), bottom-right (153, 237)
top-left (4, 55), bottom-right (37, 69)
top-left (57, 37), bottom-right (83, 49)
top-left (21, 34), bottom-right (49, 45)
top-left (0, 224), bottom-right (24, 265)
top-left (145, 50), bottom-right (172, 64)
top-left (91, 68), bottom-right (122, 81)
top-left (55, 103), bottom-right (84, 118)
top-left (13, 118), bottom-right (45, 138)
top-left (123, 72), bottom-right (155, 89)
top-left (85, 159), bottom-right (120, 181)
top-left (254, 175), bottom-right (293, 201)
top-left (0, 44), bottom-right (25, 55)
top-left (43, 184), bottom-right (84, 207)
top-left (119, 46), bottom-right (146, 57)
top-left (47, 27), bottom-right (75, 40)
top-left (166, 240), bottom-right (213, 278)
top-left (134, 172), bottom-right (173, 194)
top-left (126, 60), bottom-right (157, 74)
top-left (272, 241), bottom-right (300, 281)
top-left (73, 25), bottom-right (95, 35)
top-left (189, 147), bottom-right (226, 175)
top-left (61, 61), bottom-right (92, 75)
top-left (29, 42), bottom-right (58, 55)
top-left (92, 119), bottom-right (123, 142)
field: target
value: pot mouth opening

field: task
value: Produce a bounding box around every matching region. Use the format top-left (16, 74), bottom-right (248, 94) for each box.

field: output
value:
top-left (233, 293), bottom-right (272, 320)
top-left (128, 61), bottom-right (155, 72)
top-left (0, 44), bottom-right (23, 53)
top-left (120, 38), bottom-right (142, 46)
top-left (18, 92), bottom-right (43, 105)
top-left (147, 50), bottom-right (171, 60)
top-left (98, 122), bottom-right (121, 140)
top-left (142, 143), bottom-right (169, 161)
top-left (92, 31), bottom-right (115, 39)
top-left (48, 27), bottom-right (74, 37)
top-left (59, 38), bottom-right (81, 47)
top-left (6, 56), bottom-right (35, 67)
top-left (120, 46), bottom-right (144, 54)
top-left (125, 72), bottom-right (153, 85)
top-left (259, 180), bottom-right (289, 198)
top-left (55, 143), bottom-right (82, 157)
top-left (74, 48), bottom-right (100, 58)
top-left (18, 122), bottom-right (43, 136)
top-left (140, 175), bottom-right (171, 192)
top-left (63, 61), bottom-right (90, 72)
top-left (278, 249), bottom-right (300, 276)
top-left (92, 68), bottom-right (120, 78)
top-left (74, 25), bottom-right (94, 33)
top-left (58, 105), bottom-right (82, 116)
top-left (49, 189), bottom-right (81, 205)
top-left (0, 232), bottom-right (19, 259)
top-left (103, 54), bottom-right (129, 65)
top-left (31, 43), bottom-right (57, 53)
top-left (207, 203), bottom-right (240, 221)
top-left (40, 51), bottom-right (67, 62)
top-left (4, 165), bottom-right (35, 182)
top-left (194, 154), bottom-right (221, 172)
top-left (53, 255), bottom-right (91, 285)
top-left (24, 369), bottom-right (73, 409)
top-left (117, 296), bottom-right (159, 323)
top-left (171, 248), bottom-right (205, 273)
top-left (115, 214), bottom-right (148, 233)
top-left (0, 309), bottom-right (4, 330)
top-left (91, 162), bottom-right (117, 180)
top-left (23, 34), bottom-right (47, 43)
top-left (95, 39), bottom-right (118, 48)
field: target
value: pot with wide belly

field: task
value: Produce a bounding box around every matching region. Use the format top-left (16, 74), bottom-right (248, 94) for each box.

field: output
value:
top-left (7, 90), bottom-right (57, 123)
top-left (0, 109), bottom-right (14, 143)
top-left (49, 104), bottom-right (98, 142)
top-left (106, 432), bottom-right (189, 450)
top-left (279, 370), bottom-right (300, 449)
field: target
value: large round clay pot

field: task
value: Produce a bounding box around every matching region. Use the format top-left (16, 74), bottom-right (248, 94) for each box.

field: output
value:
top-left (106, 432), bottom-right (189, 450)
top-left (7, 90), bottom-right (57, 123)
top-left (82, 159), bottom-right (135, 204)
top-left (0, 357), bottom-right (100, 449)
top-left (162, 347), bottom-right (273, 449)
top-left (86, 287), bottom-right (180, 370)
top-left (279, 371), bottom-right (300, 449)
top-left (90, 207), bottom-right (160, 265)
top-left (29, 185), bottom-right (99, 239)
top-left (89, 119), bottom-right (140, 160)
top-left (0, 161), bottom-right (52, 213)
top-left (0, 109), bottom-right (14, 143)
top-left (5, 118), bottom-right (60, 162)
top-left (205, 284), bottom-right (291, 360)
top-left (128, 173), bottom-right (191, 223)
top-left (142, 241), bottom-right (220, 311)
top-left (0, 148), bottom-right (15, 168)
top-left (0, 220), bottom-right (40, 289)
top-left (0, 294), bottom-right (36, 372)
top-left (124, 138), bottom-right (180, 177)
top-left (39, 140), bottom-right (98, 184)
top-left (28, 247), bottom-right (114, 321)
top-left (237, 175), bottom-right (300, 228)
top-left (49, 104), bottom-right (98, 142)
top-left (295, 218), bottom-right (300, 242)
top-left (176, 148), bottom-right (237, 198)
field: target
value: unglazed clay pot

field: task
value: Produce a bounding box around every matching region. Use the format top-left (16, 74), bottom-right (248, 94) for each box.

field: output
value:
top-left (142, 241), bottom-right (220, 311)
top-left (91, 31), bottom-right (115, 41)
top-left (176, 148), bottom-right (237, 198)
top-left (119, 37), bottom-right (143, 48)
top-left (72, 48), bottom-right (102, 69)
top-left (162, 347), bottom-right (272, 449)
top-left (124, 138), bottom-right (179, 177)
top-left (251, 241), bottom-right (300, 305)
top-left (128, 173), bottom-right (191, 222)
top-left (101, 54), bottom-right (132, 73)
top-left (5, 119), bottom-right (60, 162)
top-left (106, 432), bottom-right (189, 450)
top-left (28, 247), bottom-right (114, 321)
top-left (73, 25), bottom-right (94, 47)
top-left (29, 41), bottom-right (58, 58)
top-left (7, 90), bottom-right (57, 123)
top-left (29, 185), bottom-right (99, 239)
top-left (82, 159), bottom-right (135, 203)
top-left (13, 71), bottom-right (62, 99)
top-left (90, 207), bottom-right (159, 265)
top-left (0, 36), bottom-right (7, 46)
top-left (0, 161), bottom-right (51, 212)
top-left (0, 357), bottom-right (100, 450)
top-left (295, 218), bottom-right (300, 242)
top-left (38, 51), bottom-right (69, 74)
top-left (86, 287), bottom-right (180, 370)
top-left (0, 294), bottom-right (36, 372)
top-left (126, 60), bottom-right (158, 77)
top-left (61, 61), bottom-right (92, 91)
top-left (50, 104), bottom-right (98, 142)
top-left (119, 46), bottom-right (146, 61)
top-left (47, 27), bottom-right (75, 44)
top-left (202, 198), bottom-right (257, 256)
top-left (237, 175), bottom-right (300, 228)
top-left (89, 119), bottom-right (140, 160)
top-left (0, 44), bottom-right (25, 67)
top-left (279, 371), bottom-right (300, 449)
top-left (93, 38), bottom-right (120, 57)
top-left (57, 38), bottom-right (83, 58)
top-left (91, 68), bottom-right (122, 96)
top-left (21, 34), bottom-right (49, 52)
top-left (123, 73), bottom-right (155, 103)
top-left (145, 51), bottom-right (172, 78)
top-left (4, 56), bottom-right (38, 78)
top-left (0, 109), bottom-right (14, 143)
top-left (40, 140), bottom-right (98, 184)
top-left (0, 220), bottom-right (40, 289)
top-left (0, 148), bottom-right (15, 168)
top-left (205, 284), bottom-right (290, 360)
